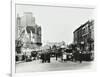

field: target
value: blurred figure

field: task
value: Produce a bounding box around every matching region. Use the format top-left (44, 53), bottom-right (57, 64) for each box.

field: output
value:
top-left (41, 52), bottom-right (45, 63)
top-left (46, 52), bottom-right (51, 63)
top-left (62, 52), bottom-right (67, 62)
top-left (73, 51), bottom-right (78, 62)
top-left (55, 50), bottom-right (58, 61)
top-left (79, 51), bottom-right (82, 63)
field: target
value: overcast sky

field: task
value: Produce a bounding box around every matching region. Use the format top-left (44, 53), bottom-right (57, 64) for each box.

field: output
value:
top-left (16, 4), bottom-right (94, 44)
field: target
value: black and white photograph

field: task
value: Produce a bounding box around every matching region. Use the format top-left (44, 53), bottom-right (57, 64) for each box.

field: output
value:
top-left (15, 4), bottom-right (94, 73)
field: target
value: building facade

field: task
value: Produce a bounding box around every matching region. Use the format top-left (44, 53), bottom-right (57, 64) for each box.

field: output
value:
top-left (73, 20), bottom-right (94, 52)
top-left (16, 12), bottom-right (42, 50)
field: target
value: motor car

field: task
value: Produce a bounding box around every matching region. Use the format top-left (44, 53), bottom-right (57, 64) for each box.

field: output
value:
top-left (26, 55), bottom-right (32, 62)
top-left (65, 49), bottom-right (73, 61)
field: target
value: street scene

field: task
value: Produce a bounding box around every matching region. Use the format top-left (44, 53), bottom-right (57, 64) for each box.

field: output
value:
top-left (15, 4), bottom-right (94, 73)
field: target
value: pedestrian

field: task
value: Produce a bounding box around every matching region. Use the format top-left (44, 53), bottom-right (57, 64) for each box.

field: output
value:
top-left (56, 53), bottom-right (58, 60)
top-left (44, 52), bottom-right (47, 63)
top-left (41, 52), bottom-right (44, 63)
top-left (46, 52), bottom-right (51, 63)
top-left (55, 51), bottom-right (58, 61)
top-left (73, 51), bottom-right (78, 62)
top-left (62, 52), bottom-right (67, 62)
top-left (79, 51), bottom-right (82, 63)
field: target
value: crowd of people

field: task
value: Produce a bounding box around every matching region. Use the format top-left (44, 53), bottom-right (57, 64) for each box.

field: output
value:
top-left (16, 46), bottom-right (93, 64)
top-left (29, 48), bottom-right (85, 63)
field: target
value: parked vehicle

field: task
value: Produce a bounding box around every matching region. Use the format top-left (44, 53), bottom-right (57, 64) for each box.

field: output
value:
top-left (65, 49), bottom-right (73, 61)
top-left (31, 51), bottom-right (37, 60)
top-left (26, 55), bottom-right (32, 62)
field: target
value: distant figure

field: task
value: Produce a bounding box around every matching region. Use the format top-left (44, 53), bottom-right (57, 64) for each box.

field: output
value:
top-left (46, 52), bottom-right (51, 63)
top-left (44, 52), bottom-right (47, 63)
top-left (62, 52), bottom-right (67, 62)
top-left (73, 48), bottom-right (81, 62)
top-left (55, 51), bottom-right (58, 61)
top-left (40, 52), bottom-right (45, 63)
top-left (79, 51), bottom-right (82, 63)
top-left (73, 51), bottom-right (78, 62)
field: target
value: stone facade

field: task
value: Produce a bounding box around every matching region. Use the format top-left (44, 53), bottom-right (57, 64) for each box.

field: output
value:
top-left (16, 12), bottom-right (42, 49)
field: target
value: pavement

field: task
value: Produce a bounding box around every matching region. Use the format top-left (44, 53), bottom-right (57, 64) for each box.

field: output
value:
top-left (16, 57), bottom-right (93, 73)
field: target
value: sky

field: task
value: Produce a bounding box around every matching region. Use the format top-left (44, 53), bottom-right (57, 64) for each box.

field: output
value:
top-left (16, 4), bottom-right (94, 44)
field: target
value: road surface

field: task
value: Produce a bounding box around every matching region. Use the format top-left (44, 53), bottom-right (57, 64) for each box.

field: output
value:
top-left (16, 57), bottom-right (93, 73)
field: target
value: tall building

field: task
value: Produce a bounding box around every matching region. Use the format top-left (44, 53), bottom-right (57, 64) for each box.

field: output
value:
top-left (73, 20), bottom-right (94, 52)
top-left (16, 12), bottom-right (42, 49)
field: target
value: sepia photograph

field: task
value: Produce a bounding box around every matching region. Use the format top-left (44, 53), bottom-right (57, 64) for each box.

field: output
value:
top-left (15, 4), bottom-right (95, 73)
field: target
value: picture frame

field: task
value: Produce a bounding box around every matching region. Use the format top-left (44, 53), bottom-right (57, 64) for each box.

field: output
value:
top-left (11, 0), bottom-right (96, 77)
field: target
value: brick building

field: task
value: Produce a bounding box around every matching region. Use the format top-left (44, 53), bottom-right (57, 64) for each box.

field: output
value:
top-left (73, 20), bottom-right (94, 52)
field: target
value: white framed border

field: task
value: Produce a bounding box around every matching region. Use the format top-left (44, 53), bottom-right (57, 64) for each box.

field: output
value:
top-left (11, 0), bottom-right (96, 77)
